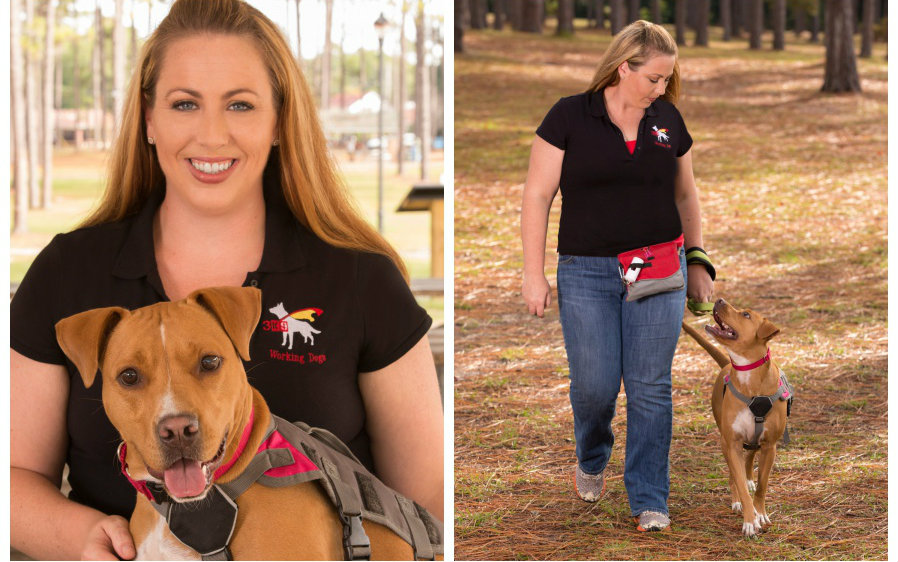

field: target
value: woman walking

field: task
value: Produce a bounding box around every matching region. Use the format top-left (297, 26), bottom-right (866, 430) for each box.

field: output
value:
top-left (521, 20), bottom-right (715, 532)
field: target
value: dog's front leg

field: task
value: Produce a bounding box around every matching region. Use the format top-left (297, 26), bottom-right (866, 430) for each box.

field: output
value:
top-left (753, 444), bottom-right (777, 528)
top-left (722, 439), bottom-right (761, 537)
top-left (743, 448), bottom-right (757, 494)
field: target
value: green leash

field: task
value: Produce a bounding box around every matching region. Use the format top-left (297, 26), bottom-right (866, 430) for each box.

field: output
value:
top-left (687, 298), bottom-right (714, 316)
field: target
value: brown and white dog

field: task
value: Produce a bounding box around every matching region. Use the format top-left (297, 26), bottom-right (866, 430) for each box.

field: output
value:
top-left (681, 299), bottom-right (791, 538)
top-left (55, 287), bottom-right (428, 559)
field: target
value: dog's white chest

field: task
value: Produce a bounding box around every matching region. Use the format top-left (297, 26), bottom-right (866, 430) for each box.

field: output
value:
top-left (136, 516), bottom-right (200, 561)
top-left (731, 407), bottom-right (758, 442)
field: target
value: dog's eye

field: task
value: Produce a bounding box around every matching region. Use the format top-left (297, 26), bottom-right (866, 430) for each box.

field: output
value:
top-left (200, 355), bottom-right (222, 372)
top-left (118, 369), bottom-right (140, 387)
top-left (743, 312), bottom-right (751, 318)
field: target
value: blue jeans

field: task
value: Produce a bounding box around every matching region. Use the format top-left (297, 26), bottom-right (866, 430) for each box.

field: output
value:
top-left (557, 249), bottom-right (686, 517)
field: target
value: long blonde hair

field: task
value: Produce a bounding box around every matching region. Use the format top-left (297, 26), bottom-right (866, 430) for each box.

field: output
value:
top-left (586, 20), bottom-right (680, 103)
top-left (83, 0), bottom-right (408, 279)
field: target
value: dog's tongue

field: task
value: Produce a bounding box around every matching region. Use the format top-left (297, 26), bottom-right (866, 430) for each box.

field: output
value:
top-left (163, 459), bottom-right (206, 498)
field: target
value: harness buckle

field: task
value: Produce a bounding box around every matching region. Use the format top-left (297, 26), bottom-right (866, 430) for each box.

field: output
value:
top-left (345, 515), bottom-right (371, 560)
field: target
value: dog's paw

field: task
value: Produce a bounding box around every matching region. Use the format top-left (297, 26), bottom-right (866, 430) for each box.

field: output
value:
top-left (741, 520), bottom-right (761, 538)
top-left (747, 480), bottom-right (756, 493)
top-left (756, 511), bottom-right (771, 527)
top-left (731, 501), bottom-right (742, 514)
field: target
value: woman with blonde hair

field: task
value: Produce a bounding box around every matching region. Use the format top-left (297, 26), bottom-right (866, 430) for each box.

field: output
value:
top-left (521, 20), bottom-right (715, 532)
top-left (11, 0), bottom-right (443, 558)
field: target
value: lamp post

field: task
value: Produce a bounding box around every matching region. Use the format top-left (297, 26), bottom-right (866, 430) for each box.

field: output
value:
top-left (374, 13), bottom-right (388, 234)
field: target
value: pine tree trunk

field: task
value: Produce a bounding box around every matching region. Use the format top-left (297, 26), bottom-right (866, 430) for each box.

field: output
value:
top-left (675, 0), bottom-right (687, 45)
top-left (93, 5), bottom-right (103, 147)
top-left (860, 0), bottom-right (874, 57)
top-left (822, 0), bottom-right (861, 91)
top-left (455, 0), bottom-right (466, 51)
top-left (594, 0), bottom-right (605, 28)
top-left (113, 0), bottom-right (125, 137)
top-left (721, 0), bottom-right (732, 40)
top-left (731, 0), bottom-right (743, 38)
top-left (320, 0), bottom-right (333, 109)
top-left (25, 0), bottom-right (40, 209)
top-left (42, 0), bottom-right (55, 209)
top-left (493, 0), bottom-right (506, 29)
top-left (694, 0), bottom-right (709, 46)
top-left (810, 1), bottom-right (820, 42)
top-left (650, 0), bottom-right (661, 23)
top-left (521, 0), bottom-right (542, 32)
top-left (557, 0), bottom-right (574, 35)
top-left (628, 0), bottom-right (639, 23)
top-left (749, 0), bottom-right (763, 49)
top-left (397, 0), bottom-right (407, 174)
top-left (772, 0), bottom-right (785, 49)
top-left (795, 7), bottom-right (806, 36)
top-left (415, 4), bottom-right (430, 180)
top-left (508, 0), bottom-right (523, 30)
top-left (12, 0), bottom-right (30, 234)
top-left (295, 0), bottom-right (302, 64)
top-left (610, 0), bottom-right (624, 34)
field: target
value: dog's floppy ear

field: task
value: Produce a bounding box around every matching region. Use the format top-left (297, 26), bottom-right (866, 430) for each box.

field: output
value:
top-left (757, 318), bottom-right (780, 341)
top-left (189, 287), bottom-right (262, 361)
top-left (55, 307), bottom-right (130, 388)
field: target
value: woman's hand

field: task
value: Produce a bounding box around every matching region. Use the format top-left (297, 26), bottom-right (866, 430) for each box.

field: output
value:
top-left (523, 273), bottom-right (552, 318)
top-left (82, 515), bottom-right (136, 561)
top-left (687, 264), bottom-right (714, 304)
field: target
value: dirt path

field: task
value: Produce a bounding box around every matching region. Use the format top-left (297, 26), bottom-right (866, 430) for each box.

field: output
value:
top-left (454, 28), bottom-right (886, 560)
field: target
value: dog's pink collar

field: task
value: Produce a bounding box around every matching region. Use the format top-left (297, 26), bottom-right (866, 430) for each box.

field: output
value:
top-left (118, 406), bottom-right (256, 501)
top-left (731, 349), bottom-right (771, 371)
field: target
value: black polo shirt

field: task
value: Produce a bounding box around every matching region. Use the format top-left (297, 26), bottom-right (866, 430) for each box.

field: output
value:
top-left (536, 89), bottom-right (693, 257)
top-left (10, 181), bottom-right (432, 518)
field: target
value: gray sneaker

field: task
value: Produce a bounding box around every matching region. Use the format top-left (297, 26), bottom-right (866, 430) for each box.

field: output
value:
top-left (634, 510), bottom-right (670, 532)
top-left (575, 465), bottom-right (606, 502)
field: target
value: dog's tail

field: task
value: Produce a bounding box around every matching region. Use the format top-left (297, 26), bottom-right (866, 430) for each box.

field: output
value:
top-left (681, 321), bottom-right (730, 368)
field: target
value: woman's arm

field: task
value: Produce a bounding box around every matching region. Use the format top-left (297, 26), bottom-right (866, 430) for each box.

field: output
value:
top-left (674, 149), bottom-right (714, 302)
top-left (359, 336), bottom-right (443, 520)
top-left (11, 350), bottom-right (136, 560)
top-left (521, 136), bottom-right (565, 317)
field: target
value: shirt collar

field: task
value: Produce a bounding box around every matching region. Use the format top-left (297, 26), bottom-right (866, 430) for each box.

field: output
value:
top-left (588, 88), bottom-right (659, 118)
top-left (112, 180), bottom-right (308, 286)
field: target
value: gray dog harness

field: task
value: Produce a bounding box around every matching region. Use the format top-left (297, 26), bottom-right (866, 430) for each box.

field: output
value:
top-left (723, 367), bottom-right (795, 451)
top-left (119, 413), bottom-right (443, 561)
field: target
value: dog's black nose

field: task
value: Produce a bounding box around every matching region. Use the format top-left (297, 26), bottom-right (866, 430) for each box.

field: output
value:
top-left (157, 414), bottom-right (200, 444)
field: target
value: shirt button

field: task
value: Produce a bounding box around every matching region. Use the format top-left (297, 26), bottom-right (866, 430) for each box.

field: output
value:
top-left (249, 279), bottom-right (259, 287)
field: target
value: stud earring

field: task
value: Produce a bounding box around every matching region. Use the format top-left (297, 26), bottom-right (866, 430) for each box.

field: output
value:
top-left (272, 139), bottom-right (279, 146)
top-left (147, 137), bottom-right (156, 145)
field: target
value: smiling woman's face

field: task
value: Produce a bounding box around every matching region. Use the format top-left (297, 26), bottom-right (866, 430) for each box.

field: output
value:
top-left (145, 33), bottom-right (279, 215)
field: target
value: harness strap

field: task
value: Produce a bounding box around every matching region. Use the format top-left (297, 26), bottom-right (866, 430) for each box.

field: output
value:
top-left (318, 454), bottom-right (371, 560)
top-left (724, 373), bottom-right (792, 450)
top-left (397, 496), bottom-right (436, 561)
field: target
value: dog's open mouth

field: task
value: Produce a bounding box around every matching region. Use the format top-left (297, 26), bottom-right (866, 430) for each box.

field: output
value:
top-left (149, 433), bottom-right (228, 500)
top-left (705, 311), bottom-right (738, 340)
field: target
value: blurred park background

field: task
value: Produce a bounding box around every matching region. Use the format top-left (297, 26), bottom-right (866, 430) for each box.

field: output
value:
top-left (9, 0), bottom-right (445, 327)
top-left (454, 1), bottom-right (886, 560)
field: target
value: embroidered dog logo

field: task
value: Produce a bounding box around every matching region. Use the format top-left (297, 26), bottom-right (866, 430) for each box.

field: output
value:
top-left (266, 303), bottom-right (323, 349)
top-left (651, 125), bottom-right (670, 143)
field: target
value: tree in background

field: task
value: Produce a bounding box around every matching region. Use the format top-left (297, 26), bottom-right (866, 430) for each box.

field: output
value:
top-left (675, 0), bottom-right (686, 45)
top-left (521, 0), bottom-right (542, 32)
top-left (772, 0), bottom-right (786, 49)
top-left (25, 0), bottom-right (40, 209)
top-left (610, 0), bottom-right (624, 34)
top-left (694, 0), bottom-right (709, 46)
top-left (822, 0), bottom-right (861, 92)
top-left (720, 0), bottom-right (731, 40)
top-left (627, 0), bottom-right (639, 23)
top-left (749, 0), bottom-right (763, 49)
top-left (556, 0), bottom-right (574, 35)
top-left (13, 0), bottom-right (29, 233)
top-left (493, 0), bottom-right (505, 30)
top-left (860, 0), bottom-right (874, 57)
top-left (42, 0), bottom-right (57, 209)
top-left (415, 0), bottom-right (431, 179)
top-left (455, 0), bottom-right (466, 52)
top-left (320, 0), bottom-right (333, 109)
top-left (650, 0), bottom-right (661, 23)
